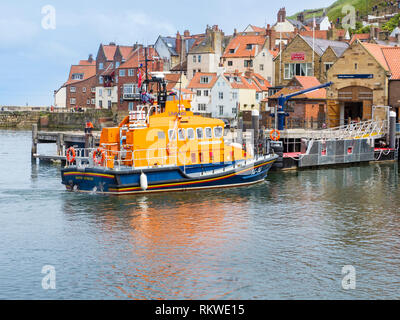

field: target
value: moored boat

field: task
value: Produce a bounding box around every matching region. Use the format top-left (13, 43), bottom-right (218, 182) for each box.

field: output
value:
top-left (61, 74), bottom-right (278, 195)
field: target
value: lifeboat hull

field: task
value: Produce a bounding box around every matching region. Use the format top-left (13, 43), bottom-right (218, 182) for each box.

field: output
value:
top-left (61, 155), bottom-right (278, 195)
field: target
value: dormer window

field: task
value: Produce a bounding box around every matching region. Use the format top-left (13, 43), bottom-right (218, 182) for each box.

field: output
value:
top-left (71, 73), bottom-right (84, 80)
top-left (229, 49), bottom-right (235, 54)
top-left (99, 63), bottom-right (104, 70)
top-left (200, 76), bottom-right (209, 84)
top-left (246, 44), bottom-right (253, 50)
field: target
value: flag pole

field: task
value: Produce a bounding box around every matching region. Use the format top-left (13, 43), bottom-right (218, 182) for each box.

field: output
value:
top-left (312, 15), bottom-right (315, 77)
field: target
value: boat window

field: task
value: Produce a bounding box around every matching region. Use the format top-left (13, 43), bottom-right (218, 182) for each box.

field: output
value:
top-left (214, 126), bottom-right (223, 138)
top-left (168, 129), bottom-right (176, 141)
top-left (187, 128), bottom-right (195, 140)
top-left (158, 131), bottom-right (165, 139)
top-left (196, 128), bottom-right (204, 139)
top-left (178, 128), bottom-right (186, 141)
top-left (205, 127), bottom-right (212, 139)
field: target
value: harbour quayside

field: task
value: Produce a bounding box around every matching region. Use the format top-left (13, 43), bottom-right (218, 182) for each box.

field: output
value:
top-left (61, 73), bottom-right (278, 195)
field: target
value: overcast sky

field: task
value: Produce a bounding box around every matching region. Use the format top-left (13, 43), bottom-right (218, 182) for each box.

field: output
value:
top-left (0, 0), bottom-right (335, 106)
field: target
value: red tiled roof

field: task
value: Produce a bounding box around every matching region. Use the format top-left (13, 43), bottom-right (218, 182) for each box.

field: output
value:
top-left (300, 30), bottom-right (328, 39)
top-left (270, 76), bottom-right (326, 99)
top-left (222, 35), bottom-right (266, 58)
top-left (350, 33), bottom-right (370, 45)
top-left (249, 25), bottom-right (266, 33)
top-left (103, 44), bottom-right (117, 61)
top-left (119, 47), bottom-right (159, 69)
top-left (187, 72), bottom-right (218, 89)
top-left (65, 64), bottom-right (96, 85)
top-left (382, 47), bottom-right (400, 80)
top-left (118, 46), bottom-right (134, 60)
top-left (165, 73), bottom-right (181, 91)
top-left (362, 42), bottom-right (390, 71)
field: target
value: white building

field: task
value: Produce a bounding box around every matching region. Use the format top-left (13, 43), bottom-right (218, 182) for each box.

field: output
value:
top-left (95, 86), bottom-right (118, 109)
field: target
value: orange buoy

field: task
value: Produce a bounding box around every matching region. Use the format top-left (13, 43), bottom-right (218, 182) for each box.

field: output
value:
top-left (93, 148), bottom-right (106, 166)
top-left (66, 147), bottom-right (76, 163)
top-left (270, 129), bottom-right (281, 141)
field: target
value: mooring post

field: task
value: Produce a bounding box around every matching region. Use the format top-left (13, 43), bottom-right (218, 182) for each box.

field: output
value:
top-left (56, 133), bottom-right (64, 156)
top-left (31, 124), bottom-right (38, 161)
top-left (252, 109), bottom-right (260, 155)
top-left (389, 110), bottom-right (397, 150)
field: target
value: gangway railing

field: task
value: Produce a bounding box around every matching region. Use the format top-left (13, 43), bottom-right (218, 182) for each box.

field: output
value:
top-left (306, 120), bottom-right (388, 141)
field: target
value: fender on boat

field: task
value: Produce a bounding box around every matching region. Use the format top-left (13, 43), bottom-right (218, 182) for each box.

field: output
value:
top-left (140, 172), bottom-right (148, 191)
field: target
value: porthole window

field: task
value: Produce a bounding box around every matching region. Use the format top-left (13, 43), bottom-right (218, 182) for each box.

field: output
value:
top-left (214, 126), bottom-right (223, 138)
top-left (168, 129), bottom-right (176, 141)
top-left (196, 128), bottom-right (204, 139)
top-left (205, 127), bottom-right (212, 139)
top-left (187, 128), bottom-right (195, 140)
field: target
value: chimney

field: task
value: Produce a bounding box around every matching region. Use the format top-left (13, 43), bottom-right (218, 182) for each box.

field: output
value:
top-left (88, 54), bottom-right (93, 63)
top-left (109, 42), bottom-right (116, 46)
top-left (277, 7), bottom-right (286, 23)
top-left (297, 12), bottom-right (304, 23)
top-left (184, 30), bottom-right (190, 37)
top-left (176, 31), bottom-right (182, 56)
top-left (233, 28), bottom-right (237, 37)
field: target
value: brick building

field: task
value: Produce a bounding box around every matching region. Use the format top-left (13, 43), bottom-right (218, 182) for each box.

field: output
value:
top-left (274, 34), bottom-right (349, 86)
top-left (64, 57), bottom-right (97, 109)
top-left (268, 76), bottom-right (327, 128)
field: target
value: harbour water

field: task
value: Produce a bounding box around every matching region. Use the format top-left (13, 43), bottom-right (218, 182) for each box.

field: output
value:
top-left (1, 129), bottom-right (400, 299)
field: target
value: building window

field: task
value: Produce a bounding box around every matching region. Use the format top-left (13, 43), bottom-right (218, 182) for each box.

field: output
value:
top-left (200, 76), bottom-right (209, 84)
top-left (99, 89), bottom-right (103, 96)
top-left (91, 87), bottom-right (96, 93)
top-left (99, 100), bottom-right (103, 108)
top-left (99, 76), bottom-right (103, 84)
top-left (246, 44), bottom-right (253, 50)
top-left (82, 87), bottom-right (86, 93)
top-left (198, 55), bottom-right (201, 63)
top-left (256, 92), bottom-right (260, 100)
top-left (108, 100), bottom-right (112, 109)
top-left (123, 83), bottom-right (139, 96)
top-left (284, 63), bottom-right (312, 79)
top-left (193, 70), bottom-right (196, 77)
top-left (198, 104), bottom-right (206, 111)
top-left (325, 62), bottom-right (333, 72)
top-left (107, 89), bottom-right (112, 96)
top-left (259, 64), bottom-right (264, 71)
top-left (219, 92), bottom-right (223, 100)
top-left (219, 105), bottom-right (224, 116)
top-left (115, 76), bottom-right (118, 83)
top-left (128, 102), bottom-right (134, 111)
top-left (128, 69), bottom-right (134, 77)
top-left (71, 73), bottom-right (83, 80)
top-left (229, 49), bottom-right (235, 54)
top-left (232, 107), bottom-right (237, 114)
top-left (227, 61), bottom-right (233, 66)
top-left (232, 92), bottom-right (238, 99)
top-left (99, 63), bottom-right (104, 70)
top-left (70, 98), bottom-right (76, 105)
top-left (355, 63), bottom-right (358, 70)
top-left (197, 90), bottom-right (202, 96)
top-left (115, 61), bottom-right (120, 68)
top-left (193, 55), bottom-right (197, 63)
top-left (204, 90), bottom-right (209, 96)
top-left (119, 69), bottom-right (126, 77)
top-left (91, 99), bottom-right (95, 105)
top-left (87, 99), bottom-right (90, 105)
top-left (244, 60), bottom-right (253, 68)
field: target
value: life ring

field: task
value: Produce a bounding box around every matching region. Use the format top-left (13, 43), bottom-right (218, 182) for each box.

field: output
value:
top-left (270, 129), bottom-right (281, 141)
top-left (93, 148), bottom-right (106, 166)
top-left (66, 147), bottom-right (76, 163)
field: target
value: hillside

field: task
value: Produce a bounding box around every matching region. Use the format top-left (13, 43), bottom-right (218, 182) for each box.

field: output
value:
top-left (289, 0), bottom-right (383, 23)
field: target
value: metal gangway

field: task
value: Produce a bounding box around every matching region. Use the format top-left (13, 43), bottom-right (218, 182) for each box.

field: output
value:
top-left (307, 119), bottom-right (388, 141)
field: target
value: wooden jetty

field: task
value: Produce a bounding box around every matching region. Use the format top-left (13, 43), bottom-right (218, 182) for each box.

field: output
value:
top-left (31, 124), bottom-right (100, 162)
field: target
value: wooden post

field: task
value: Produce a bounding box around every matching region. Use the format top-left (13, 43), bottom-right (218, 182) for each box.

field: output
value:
top-left (31, 124), bottom-right (38, 161)
top-left (56, 133), bottom-right (64, 156)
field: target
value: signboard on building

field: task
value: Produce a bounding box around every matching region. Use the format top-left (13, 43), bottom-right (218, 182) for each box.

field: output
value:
top-left (337, 74), bottom-right (374, 79)
top-left (291, 52), bottom-right (305, 61)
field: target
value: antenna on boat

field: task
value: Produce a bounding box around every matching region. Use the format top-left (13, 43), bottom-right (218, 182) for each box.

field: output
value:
top-left (178, 35), bottom-right (184, 117)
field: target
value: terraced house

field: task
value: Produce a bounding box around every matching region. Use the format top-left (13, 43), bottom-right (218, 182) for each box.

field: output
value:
top-left (274, 34), bottom-right (349, 86)
top-left (62, 56), bottom-right (97, 109)
top-left (326, 41), bottom-right (400, 126)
